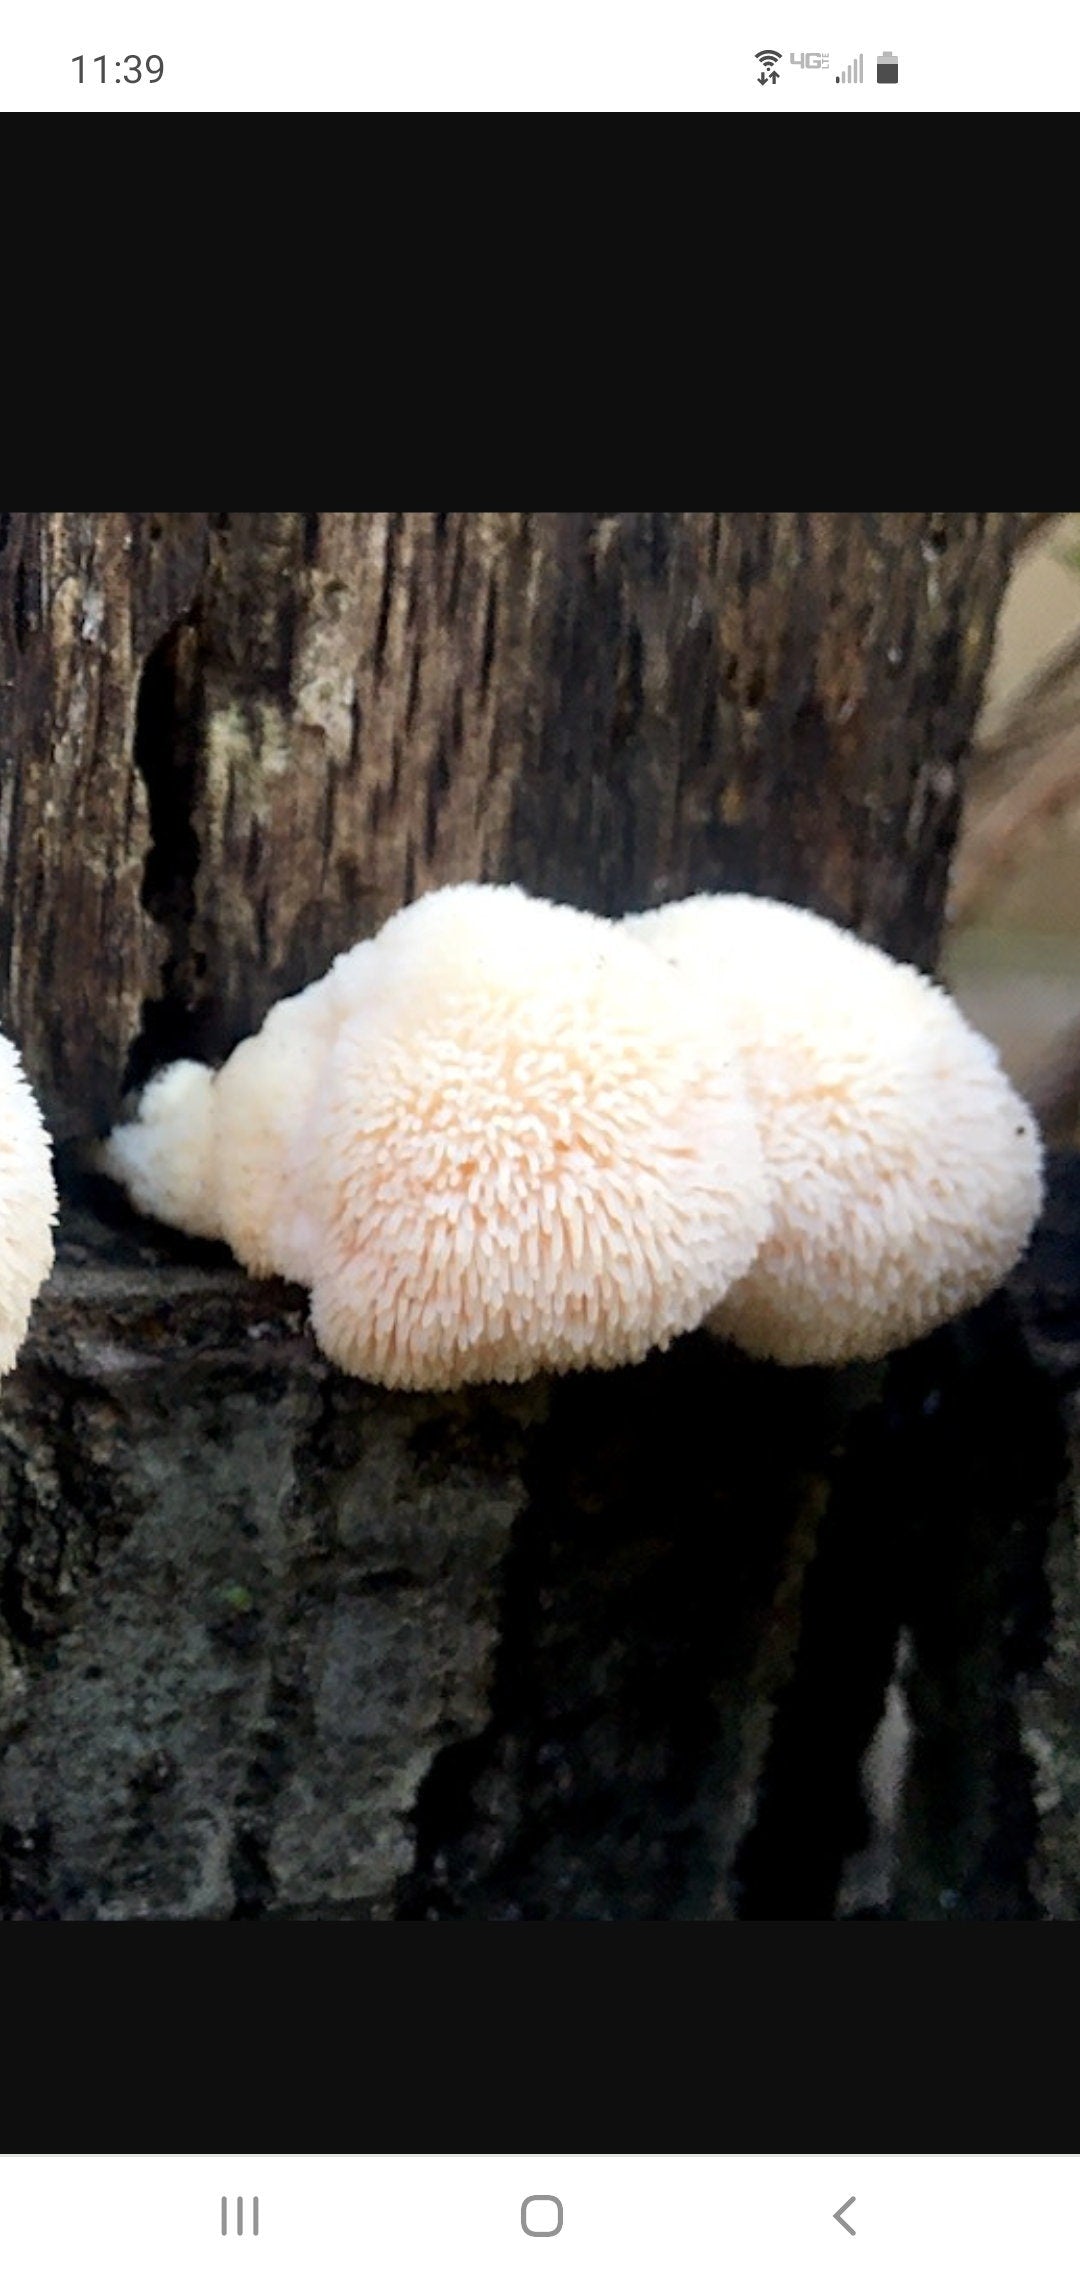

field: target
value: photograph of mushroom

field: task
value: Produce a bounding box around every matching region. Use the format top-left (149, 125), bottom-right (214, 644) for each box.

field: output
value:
top-left (99, 882), bottom-right (772, 1389)
top-left (0, 1031), bottom-right (56, 1376)
top-left (1, 511), bottom-right (1079, 1920)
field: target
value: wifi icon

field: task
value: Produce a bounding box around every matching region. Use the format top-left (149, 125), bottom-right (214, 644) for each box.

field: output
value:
top-left (755, 48), bottom-right (781, 66)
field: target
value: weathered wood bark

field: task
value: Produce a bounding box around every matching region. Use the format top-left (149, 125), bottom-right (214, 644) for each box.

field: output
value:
top-left (2, 512), bottom-right (1011, 1136)
top-left (3, 508), bottom-right (1069, 1919)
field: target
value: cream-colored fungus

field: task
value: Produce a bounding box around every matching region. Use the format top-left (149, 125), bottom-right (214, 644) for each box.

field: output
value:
top-left (624, 893), bottom-right (1044, 1365)
top-left (102, 884), bottom-right (770, 1389)
top-left (0, 1030), bottom-right (58, 1374)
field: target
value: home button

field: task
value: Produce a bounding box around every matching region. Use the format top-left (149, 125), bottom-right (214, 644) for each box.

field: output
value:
top-left (521, 2196), bottom-right (564, 2237)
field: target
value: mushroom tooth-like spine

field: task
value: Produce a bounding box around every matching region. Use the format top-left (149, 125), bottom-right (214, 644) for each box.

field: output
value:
top-left (98, 963), bottom-right (351, 1281)
top-left (0, 1031), bottom-right (59, 1375)
top-left (99, 1059), bottom-right (222, 1243)
top-left (212, 969), bottom-right (351, 1282)
top-left (291, 882), bottom-right (773, 1389)
top-left (101, 882), bottom-right (775, 1389)
top-left (623, 892), bottom-right (1045, 1366)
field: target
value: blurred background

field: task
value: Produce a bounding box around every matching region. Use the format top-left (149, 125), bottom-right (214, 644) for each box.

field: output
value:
top-left (946, 512), bottom-right (1080, 1140)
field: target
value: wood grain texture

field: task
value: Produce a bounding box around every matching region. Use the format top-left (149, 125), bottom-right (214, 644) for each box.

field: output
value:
top-left (5, 507), bottom-right (1064, 1922)
top-left (2, 511), bottom-right (1018, 1130)
top-left (0, 512), bottom-right (211, 1135)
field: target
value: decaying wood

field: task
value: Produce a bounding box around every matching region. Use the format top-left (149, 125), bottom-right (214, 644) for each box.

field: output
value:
top-left (6, 508), bottom-right (1072, 1921)
top-left (2, 511), bottom-right (1016, 1138)
top-left (0, 513), bottom-right (210, 1137)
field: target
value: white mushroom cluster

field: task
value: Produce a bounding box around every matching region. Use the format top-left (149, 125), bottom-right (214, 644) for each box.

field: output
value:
top-left (0, 1030), bottom-right (58, 1374)
top-left (102, 885), bottom-right (769, 1388)
top-left (100, 883), bottom-right (1045, 1389)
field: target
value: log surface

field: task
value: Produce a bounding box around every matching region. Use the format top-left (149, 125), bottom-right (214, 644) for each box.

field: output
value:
top-left (5, 509), bottom-right (1070, 1921)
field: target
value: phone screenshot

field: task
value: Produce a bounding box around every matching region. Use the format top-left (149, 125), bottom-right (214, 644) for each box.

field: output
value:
top-left (1, 512), bottom-right (1072, 2246)
top-left (3, 0), bottom-right (1077, 104)
top-left (2, 506), bottom-right (1074, 1926)
top-left (3, 2153), bottom-right (1078, 2270)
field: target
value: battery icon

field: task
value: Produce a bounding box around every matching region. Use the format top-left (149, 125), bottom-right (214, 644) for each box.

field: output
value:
top-left (877, 49), bottom-right (899, 79)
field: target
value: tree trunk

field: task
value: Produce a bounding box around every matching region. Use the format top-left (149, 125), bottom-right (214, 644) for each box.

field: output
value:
top-left (2, 508), bottom-right (1068, 1920)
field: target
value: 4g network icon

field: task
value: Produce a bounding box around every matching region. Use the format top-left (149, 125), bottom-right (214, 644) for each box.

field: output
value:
top-left (754, 48), bottom-right (828, 80)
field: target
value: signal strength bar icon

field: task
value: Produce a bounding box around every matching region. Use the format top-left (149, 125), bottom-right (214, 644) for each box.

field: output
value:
top-left (835, 52), bottom-right (863, 79)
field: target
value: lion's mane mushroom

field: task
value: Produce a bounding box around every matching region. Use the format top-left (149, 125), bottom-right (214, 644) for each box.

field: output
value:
top-left (623, 892), bottom-right (1044, 1366)
top-left (0, 1031), bottom-right (58, 1374)
top-left (102, 883), bottom-right (772, 1389)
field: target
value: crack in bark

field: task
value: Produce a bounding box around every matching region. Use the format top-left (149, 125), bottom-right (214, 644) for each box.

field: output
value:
top-left (123, 616), bottom-right (207, 1093)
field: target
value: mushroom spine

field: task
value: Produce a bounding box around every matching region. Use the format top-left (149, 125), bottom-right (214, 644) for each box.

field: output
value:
top-left (623, 891), bottom-right (1045, 1366)
top-left (101, 883), bottom-right (771, 1390)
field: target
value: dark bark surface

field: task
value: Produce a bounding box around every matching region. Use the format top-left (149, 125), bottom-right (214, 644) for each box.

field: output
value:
top-left (4, 507), bottom-right (1073, 1920)
top-left (2, 512), bottom-right (1012, 1135)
